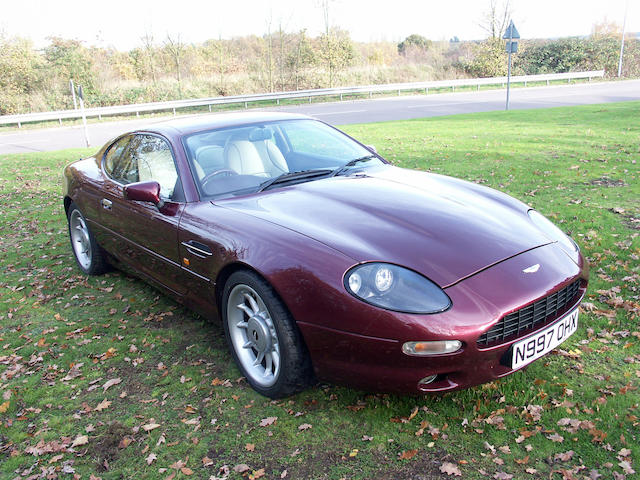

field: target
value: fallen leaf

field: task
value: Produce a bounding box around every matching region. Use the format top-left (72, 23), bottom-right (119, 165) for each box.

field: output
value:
top-left (259, 416), bottom-right (277, 427)
top-left (298, 423), bottom-right (312, 431)
top-left (142, 423), bottom-right (161, 432)
top-left (547, 433), bottom-right (564, 443)
top-left (246, 443), bottom-right (255, 451)
top-left (94, 399), bottom-right (111, 411)
top-left (493, 473), bottom-right (513, 480)
top-left (118, 436), bottom-right (132, 449)
top-left (349, 448), bottom-right (359, 457)
top-left (484, 441), bottom-right (496, 454)
top-left (202, 456), bottom-right (214, 466)
top-left (251, 468), bottom-right (265, 479)
top-left (234, 464), bottom-right (250, 473)
top-left (440, 462), bottom-right (462, 476)
top-left (618, 448), bottom-right (632, 457)
top-left (180, 467), bottom-right (193, 475)
top-left (184, 405), bottom-right (197, 414)
top-left (71, 435), bottom-right (88, 447)
top-left (0, 401), bottom-right (9, 413)
top-left (398, 449), bottom-right (418, 460)
top-left (102, 377), bottom-right (122, 392)
top-left (145, 453), bottom-right (157, 465)
top-left (619, 461), bottom-right (635, 475)
top-left (554, 450), bottom-right (575, 462)
top-left (362, 435), bottom-right (373, 441)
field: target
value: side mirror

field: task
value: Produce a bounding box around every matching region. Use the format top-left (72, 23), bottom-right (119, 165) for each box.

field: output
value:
top-left (365, 144), bottom-right (377, 153)
top-left (123, 181), bottom-right (163, 207)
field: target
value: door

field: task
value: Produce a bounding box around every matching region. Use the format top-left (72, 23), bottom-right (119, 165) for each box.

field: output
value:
top-left (98, 133), bottom-right (187, 295)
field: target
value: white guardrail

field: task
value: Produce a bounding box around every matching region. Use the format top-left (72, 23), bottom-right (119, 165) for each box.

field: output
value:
top-left (0, 70), bottom-right (604, 127)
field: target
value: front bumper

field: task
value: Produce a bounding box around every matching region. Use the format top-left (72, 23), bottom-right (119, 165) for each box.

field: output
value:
top-left (298, 243), bottom-right (588, 394)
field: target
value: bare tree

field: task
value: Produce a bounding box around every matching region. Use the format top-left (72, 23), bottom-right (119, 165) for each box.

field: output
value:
top-left (479, 0), bottom-right (512, 39)
top-left (264, 15), bottom-right (274, 92)
top-left (317, 0), bottom-right (353, 87)
top-left (164, 33), bottom-right (186, 95)
top-left (141, 33), bottom-right (157, 83)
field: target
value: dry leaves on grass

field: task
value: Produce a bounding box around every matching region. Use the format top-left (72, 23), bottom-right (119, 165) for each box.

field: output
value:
top-left (259, 416), bottom-right (277, 427)
top-left (71, 435), bottom-right (88, 447)
top-left (142, 422), bottom-right (161, 432)
top-left (440, 462), bottom-right (462, 476)
top-left (398, 449), bottom-right (418, 460)
top-left (102, 377), bottom-right (121, 391)
top-left (94, 399), bottom-right (111, 411)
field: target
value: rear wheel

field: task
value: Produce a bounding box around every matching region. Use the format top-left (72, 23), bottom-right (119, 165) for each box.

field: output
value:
top-left (222, 270), bottom-right (313, 398)
top-left (67, 202), bottom-right (109, 275)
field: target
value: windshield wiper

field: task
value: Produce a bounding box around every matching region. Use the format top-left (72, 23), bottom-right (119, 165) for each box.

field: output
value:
top-left (330, 154), bottom-right (377, 177)
top-left (257, 169), bottom-right (333, 192)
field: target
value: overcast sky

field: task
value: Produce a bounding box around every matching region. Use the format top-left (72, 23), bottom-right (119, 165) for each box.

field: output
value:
top-left (1, 0), bottom-right (636, 50)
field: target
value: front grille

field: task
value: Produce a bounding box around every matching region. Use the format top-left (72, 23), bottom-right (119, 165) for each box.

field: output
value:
top-left (477, 280), bottom-right (581, 347)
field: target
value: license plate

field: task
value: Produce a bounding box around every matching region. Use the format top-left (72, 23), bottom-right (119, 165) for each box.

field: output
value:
top-left (509, 307), bottom-right (579, 370)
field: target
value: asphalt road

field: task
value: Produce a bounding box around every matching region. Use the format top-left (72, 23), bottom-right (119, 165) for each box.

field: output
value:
top-left (1, 80), bottom-right (639, 155)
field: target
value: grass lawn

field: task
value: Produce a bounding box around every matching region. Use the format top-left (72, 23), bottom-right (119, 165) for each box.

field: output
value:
top-left (0, 102), bottom-right (638, 480)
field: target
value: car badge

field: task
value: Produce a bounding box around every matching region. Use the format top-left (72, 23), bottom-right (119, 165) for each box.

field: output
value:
top-left (522, 264), bottom-right (540, 274)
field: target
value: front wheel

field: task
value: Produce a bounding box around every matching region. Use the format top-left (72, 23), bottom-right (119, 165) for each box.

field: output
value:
top-left (222, 270), bottom-right (313, 398)
top-left (67, 202), bottom-right (109, 275)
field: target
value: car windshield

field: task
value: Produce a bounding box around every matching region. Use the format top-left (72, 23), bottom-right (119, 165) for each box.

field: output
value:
top-left (183, 119), bottom-right (382, 199)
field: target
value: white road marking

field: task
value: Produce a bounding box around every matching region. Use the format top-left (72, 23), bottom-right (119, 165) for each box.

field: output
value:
top-left (310, 110), bottom-right (366, 115)
top-left (407, 102), bottom-right (477, 109)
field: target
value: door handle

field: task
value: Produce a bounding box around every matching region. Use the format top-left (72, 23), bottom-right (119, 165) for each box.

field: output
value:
top-left (101, 198), bottom-right (112, 210)
top-left (181, 240), bottom-right (213, 257)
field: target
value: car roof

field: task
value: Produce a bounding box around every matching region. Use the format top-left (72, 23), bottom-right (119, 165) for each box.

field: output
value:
top-left (137, 111), bottom-right (314, 137)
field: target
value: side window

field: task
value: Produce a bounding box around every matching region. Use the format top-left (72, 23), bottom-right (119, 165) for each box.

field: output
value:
top-left (103, 136), bottom-right (132, 178)
top-left (129, 135), bottom-right (179, 199)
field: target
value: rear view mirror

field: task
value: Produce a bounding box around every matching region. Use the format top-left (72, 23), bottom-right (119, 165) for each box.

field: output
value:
top-left (123, 181), bottom-right (163, 207)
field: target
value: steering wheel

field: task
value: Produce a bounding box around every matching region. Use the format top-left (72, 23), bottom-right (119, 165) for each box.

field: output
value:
top-left (200, 169), bottom-right (238, 187)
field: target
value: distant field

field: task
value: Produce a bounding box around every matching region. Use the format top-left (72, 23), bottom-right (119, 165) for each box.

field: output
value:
top-left (0, 102), bottom-right (638, 479)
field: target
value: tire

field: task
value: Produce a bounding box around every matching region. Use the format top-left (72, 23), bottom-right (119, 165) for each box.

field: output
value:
top-left (222, 270), bottom-right (313, 398)
top-left (67, 202), bottom-right (110, 275)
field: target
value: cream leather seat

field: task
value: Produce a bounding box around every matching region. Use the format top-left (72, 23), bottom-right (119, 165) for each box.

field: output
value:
top-left (223, 139), bottom-right (288, 177)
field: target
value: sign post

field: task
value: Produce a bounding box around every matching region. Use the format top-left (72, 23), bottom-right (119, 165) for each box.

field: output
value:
top-left (503, 20), bottom-right (520, 111)
top-left (77, 86), bottom-right (90, 147)
top-left (69, 79), bottom-right (78, 110)
top-left (618, 0), bottom-right (629, 77)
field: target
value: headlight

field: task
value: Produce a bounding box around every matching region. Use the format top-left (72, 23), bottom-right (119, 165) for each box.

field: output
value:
top-left (528, 210), bottom-right (579, 256)
top-left (344, 263), bottom-right (451, 314)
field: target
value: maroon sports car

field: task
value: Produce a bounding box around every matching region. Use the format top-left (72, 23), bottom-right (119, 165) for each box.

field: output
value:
top-left (63, 112), bottom-right (588, 398)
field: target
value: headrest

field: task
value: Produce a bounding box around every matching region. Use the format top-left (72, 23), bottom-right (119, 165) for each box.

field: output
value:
top-left (248, 127), bottom-right (272, 142)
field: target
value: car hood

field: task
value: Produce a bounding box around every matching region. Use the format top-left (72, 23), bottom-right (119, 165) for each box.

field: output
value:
top-left (216, 165), bottom-right (551, 287)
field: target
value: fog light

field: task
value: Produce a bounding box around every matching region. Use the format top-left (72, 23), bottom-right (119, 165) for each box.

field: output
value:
top-left (418, 374), bottom-right (437, 385)
top-left (402, 340), bottom-right (462, 356)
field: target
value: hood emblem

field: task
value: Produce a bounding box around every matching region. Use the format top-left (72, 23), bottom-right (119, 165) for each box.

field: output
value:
top-left (522, 264), bottom-right (540, 274)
